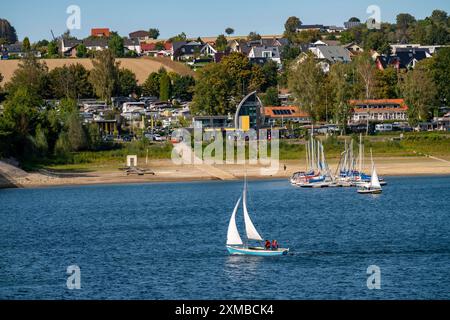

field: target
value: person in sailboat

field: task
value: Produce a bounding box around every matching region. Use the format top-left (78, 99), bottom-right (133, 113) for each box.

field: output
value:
top-left (271, 240), bottom-right (279, 250)
top-left (265, 240), bottom-right (271, 250)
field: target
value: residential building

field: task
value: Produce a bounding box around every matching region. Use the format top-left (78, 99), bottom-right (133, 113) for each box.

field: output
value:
top-left (376, 48), bottom-right (431, 70)
top-left (296, 24), bottom-right (326, 32)
top-left (124, 38), bottom-right (141, 55)
top-left (264, 106), bottom-right (311, 126)
top-left (60, 39), bottom-right (83, 57)
top-left (83, 38), bottom-right (109, 51)
top-left (342, 42), bottom-right (364, 56)
top-left (248, 46), bottom-right (281, 65)
top-left (200, 43), bottom-right (217, 57)
top-left (91, 28), bottom-right (110, 38)
top-left (344, 21), bottom-right (362, 29)
top-left (172, 41), bottom-right (204, 61)
top-left (349, 99), bottom-right (409, 123)
top-left (129, 30), bottom-right (151, 41)
top-left (1, 43), bottom-right (41, 59)
top-left (141, 42), bottom-right (172, 57)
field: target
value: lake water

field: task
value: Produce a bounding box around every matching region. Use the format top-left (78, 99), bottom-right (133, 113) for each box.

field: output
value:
top-left (0, 176), bottom-right (449, 300)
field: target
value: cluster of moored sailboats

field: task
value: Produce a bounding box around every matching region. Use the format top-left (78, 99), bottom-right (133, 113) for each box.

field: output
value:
top-left (290, 134), bottom-right (386, 194)
top-left (225, 134), bottom-right (384, 257)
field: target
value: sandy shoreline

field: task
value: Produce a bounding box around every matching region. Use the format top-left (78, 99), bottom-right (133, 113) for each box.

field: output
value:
top-left (1, 156), bottom-right (450, 189)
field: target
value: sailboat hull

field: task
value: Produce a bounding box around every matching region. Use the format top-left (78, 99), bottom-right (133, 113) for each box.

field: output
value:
top-left (227, 246), bottom-right (289, 257)
top-left (357, 189), bottom-right (382, 194)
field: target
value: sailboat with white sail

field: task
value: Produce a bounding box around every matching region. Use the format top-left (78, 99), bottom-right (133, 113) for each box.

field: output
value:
top-left (357, 149), bottom-right (383, 194)
top-left (226, 178), bottom-right (290, 256)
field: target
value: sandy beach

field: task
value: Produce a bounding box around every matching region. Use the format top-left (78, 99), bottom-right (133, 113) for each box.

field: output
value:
top-left (1, 156), bottom-right (450, 189)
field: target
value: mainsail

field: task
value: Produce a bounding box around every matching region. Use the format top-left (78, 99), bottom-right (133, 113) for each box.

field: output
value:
top-left (227, 197), bottom-right (243, 245)
top-left (370, 166), bottom-right (382, 190)
top-left (243, 181), bottom-right (263, 242)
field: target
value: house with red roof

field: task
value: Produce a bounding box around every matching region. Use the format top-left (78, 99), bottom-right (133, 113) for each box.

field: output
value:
top-left (349, 99), bottom-right (409, 123)
top-left (91, 28), bottom-right (110, 38)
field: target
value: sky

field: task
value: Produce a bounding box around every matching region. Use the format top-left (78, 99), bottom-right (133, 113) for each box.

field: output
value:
top-left (1, 0), bottom-right (449, 41)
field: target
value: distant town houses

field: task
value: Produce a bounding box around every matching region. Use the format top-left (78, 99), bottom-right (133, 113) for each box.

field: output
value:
top-left (373, 44), bottom-right (448, 71)
top-left (0, 42), bottom-right (41, 59)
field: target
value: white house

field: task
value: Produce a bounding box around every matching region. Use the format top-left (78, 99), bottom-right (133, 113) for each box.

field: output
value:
top-left (200, 43), bottom-right (217, 56)
top-left (248, 46), bottom-right (282, 65)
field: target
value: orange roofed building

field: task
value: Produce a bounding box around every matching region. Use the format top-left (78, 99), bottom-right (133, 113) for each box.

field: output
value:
top-left (349, 99), bottom-right (409, 123)
top-left (91, 28), bottom-right (110, 38)
top-left (264, 106), bottom-right (311, 125)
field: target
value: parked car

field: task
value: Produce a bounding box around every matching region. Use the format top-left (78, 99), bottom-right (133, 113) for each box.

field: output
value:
top-left (144, 133), bottom-right (164, 141)
top-left (121, 135), bottom-right (132, 142)
top-left (375, 124), bottom-right (394, 133)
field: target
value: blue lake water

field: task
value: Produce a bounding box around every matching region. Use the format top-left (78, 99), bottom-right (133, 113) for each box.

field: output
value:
top-left (0, 176), bottom-right (449, 300)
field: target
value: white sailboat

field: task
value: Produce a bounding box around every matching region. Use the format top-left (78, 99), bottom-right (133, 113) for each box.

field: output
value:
top-left (357, 150), bottom-right (383, 195)
top-left (226, 179), bottom-right (290, 256)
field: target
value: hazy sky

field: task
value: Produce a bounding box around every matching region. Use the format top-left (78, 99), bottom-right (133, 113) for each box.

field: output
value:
top-left (1, 0), bottom-right (449, 41)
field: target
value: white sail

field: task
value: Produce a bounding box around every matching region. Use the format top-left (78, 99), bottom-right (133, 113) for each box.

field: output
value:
top-left (370, 166), bottom-right (382, 190)
top-left (243, 182), bottom-right (263, 241)
top-left (227, 197), bottom-right (243, 246)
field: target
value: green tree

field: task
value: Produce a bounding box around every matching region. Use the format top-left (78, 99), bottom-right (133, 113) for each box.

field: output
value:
top-left (284, 16), bottom-right (302, 43)
top-left (67, 111), bottom-right (86, 151)
top-left (353, 52), bottom-right (376, 99)
top-left (148, 28), bottom-right (160, 39)
top-left (76, 44), bottom-right (87, 58)
top-left (172, 75), bottom-right (195, 101)
top-left (117, 68), bottom-right (138, 96)
top-left (215, 34), bottom-right (228, 52)
top-left (88, 50), bottom-right (120, 103)
top-left (396, 13), bottom-right (416, 42)
top-left (431, 47), bottom-right (450, 106)
top-left (2, 87), bottom-right (42, 158)
top-left (191, 63), bottom-right (232, 115)
top-left (348, 17), bottom-right (361, 23)
top-left (260, 60), bottom-right (279, 92)
top-left (225, 28), bottom-right (235, 36)
top-left (221, 52), bottom-right (255, 98)
top-left (108, 32), bottom-right (124, 57)
top-left (5, 54), bottom-right (49, 97)
top-left (374, 68), bottom-right (399, 99)
top-left (293, 30), bottom-right (320, 44)
top-left (49, 64), bottom-right (93, 99)
top-left (34, 124), bottom-right (48, 156)
top-left (329, 62), bottom-right (355, 130)
top-left (260, 87), bottom-right (280, 106)
top-left (284, 16), bottom-right (302, 34)
top-left (0, 19), bottom-right (18, 43)
top-left (288, 53), bottom-right (326, 121)
top-left (142, 71), bottom-right (162, 97)
top-left (47, 41), bottom-right (59, 57)
top-left (401, 62), bottom-right (438, 125)
top-left (247, 32), bottom-right (261, 41)
top-left (159, 73), bottom-right (171, 101)
top-left (169, 32), bottom-right (187, 42)
top-left (22, 37), bottom-right (31, 51)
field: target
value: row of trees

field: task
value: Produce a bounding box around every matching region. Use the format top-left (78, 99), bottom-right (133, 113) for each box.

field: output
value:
top-left (287, 48), bottom-right (450, 127)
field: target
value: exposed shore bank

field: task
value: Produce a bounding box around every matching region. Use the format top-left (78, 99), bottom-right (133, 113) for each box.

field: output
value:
top-left (1, 156), bottom-right (450, 189)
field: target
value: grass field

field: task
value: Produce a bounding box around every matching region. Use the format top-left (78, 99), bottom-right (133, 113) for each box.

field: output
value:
top-left (34, 132), bottom-right (450, 172)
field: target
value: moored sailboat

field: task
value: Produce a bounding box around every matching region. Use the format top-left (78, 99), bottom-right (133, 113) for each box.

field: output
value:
top-left (357, 149), bottom-right (383, 195)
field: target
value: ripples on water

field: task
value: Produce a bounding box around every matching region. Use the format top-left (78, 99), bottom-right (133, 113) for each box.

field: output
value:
top-left (0, 176), bottom-right (449, 300)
